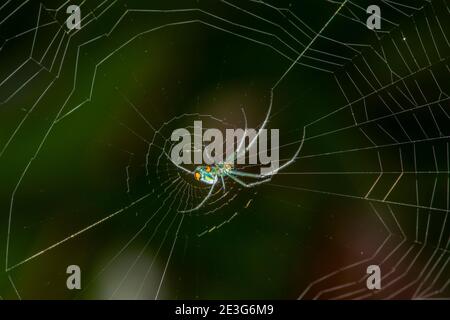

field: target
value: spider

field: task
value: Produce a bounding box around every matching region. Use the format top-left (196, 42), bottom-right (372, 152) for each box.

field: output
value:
top-left (169, 100), bottom-right (305, 213)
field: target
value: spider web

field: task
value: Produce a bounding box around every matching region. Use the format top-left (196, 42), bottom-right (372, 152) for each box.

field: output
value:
top-left (0, 0), bottom-right (448, 299)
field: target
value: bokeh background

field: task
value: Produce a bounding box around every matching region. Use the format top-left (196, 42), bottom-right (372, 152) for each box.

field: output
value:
top-left (0, 0), bottom-right (448, 299)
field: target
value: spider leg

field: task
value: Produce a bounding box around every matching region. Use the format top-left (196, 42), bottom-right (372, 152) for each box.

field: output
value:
top-left (227, 173), bottom-right (271, 188)
top-left (235, 108), bottom-right (248, 155)
top-left (179, 180), bottom-right (217, 213)
top-left (261, 126), bottom-right (306, 176)
top-left (170, 160), bottom-right (194, 175)
top-left (164, 150), bottom-right (194, 175)
top-left (220, 175), bottom-right (226, 192)
top-left (235, 91), bottom-right (273, 163)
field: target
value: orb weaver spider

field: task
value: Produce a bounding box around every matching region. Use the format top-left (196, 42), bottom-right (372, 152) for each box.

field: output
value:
top-left (194, 163), bottom-right (233, 185)
top-left (170, 96), bottom-right (306, 213)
